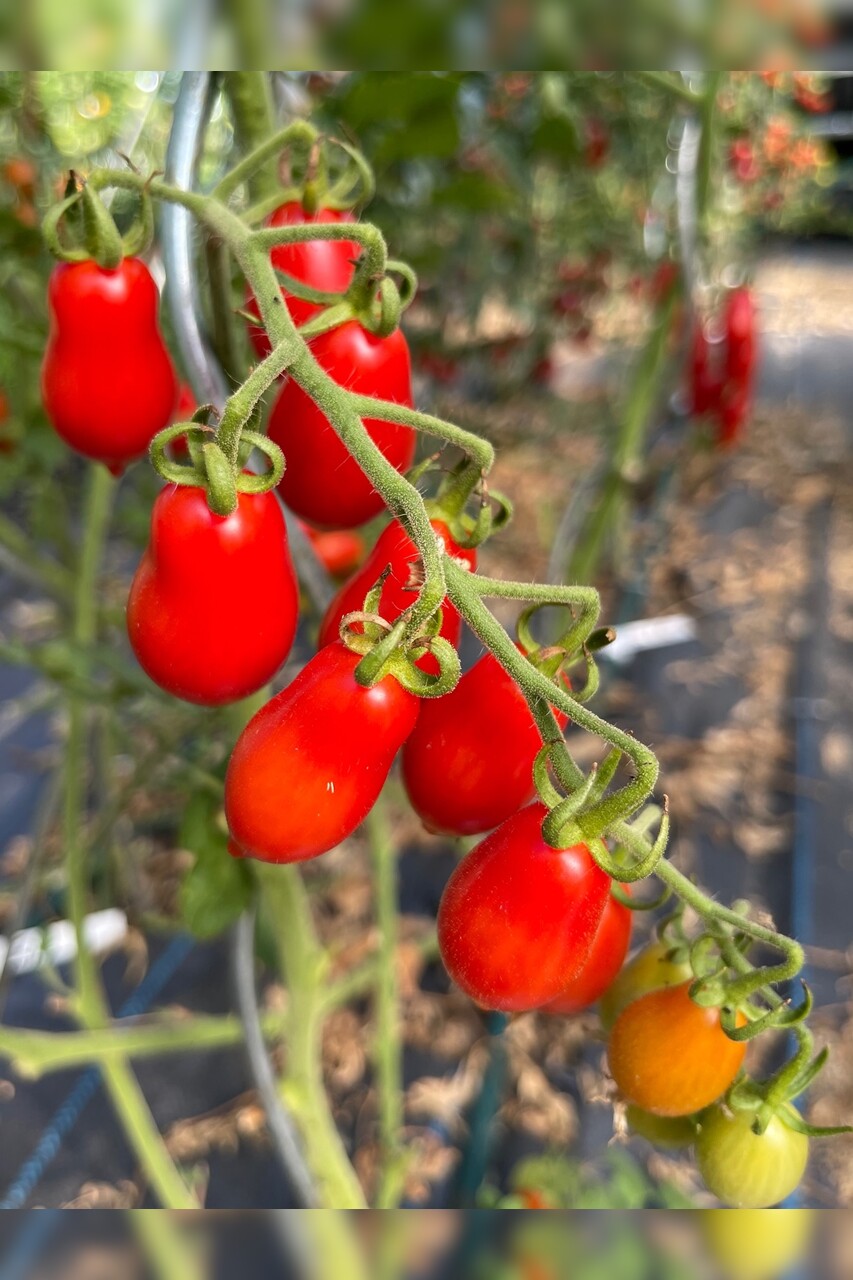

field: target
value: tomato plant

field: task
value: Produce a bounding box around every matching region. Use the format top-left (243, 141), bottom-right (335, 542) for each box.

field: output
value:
top-left (437, 802), bottom-right (610, 1011)
top-left (696, 1104), bottom-right (810, 1208)
top-left (402, 650), bottom-right (568, 837)
top-left (269, 320), bottom-right (416, 528)
top-left (543, 886), bottom-right (632, 1016)
top-left (225, 642), bottom-right (420, 864)
top-left (41, 257), bottom-right (178, 472)
top-left (127, 484), bottom-right (299, 706)
top-left (607, 982), bottom-right (747, 1117)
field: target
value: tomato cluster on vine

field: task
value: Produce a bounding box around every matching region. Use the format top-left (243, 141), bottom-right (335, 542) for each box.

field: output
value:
top-left (37, 153), bottom-right (839, 1213)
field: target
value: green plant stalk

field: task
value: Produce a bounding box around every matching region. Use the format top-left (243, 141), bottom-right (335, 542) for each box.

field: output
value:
top-left (62, 465), bottom-right (196, 1211)
top-left (131, 1208), bottom-right (204, 1280)
top-left (568, 285), bottom-right (677, 585)
top-left (224, 71), bottom-right (278, 203)
top-left (696, 72), bottom-right (722, 233)
top-left (321, 930), bottom-right (439, 1014)
top-left (302, 1212), bottom-right (371, 1280)
top-left (635, 71), bottom-right (703, 105)
top-left (204, 234), bottom-right (243, 386)
top-left (0, 933), bottom-right (442, 1079)
top-left (0, 1013), bottom-right (267, 1077)
top-left (255, 863), bottom-right (367, 1209)
top-left (0, 508), bottom-right (74, 600)
top-left (366, 794), bottom-right (405, 1209)
top-left (66, 465), bottom-right (114, 1022)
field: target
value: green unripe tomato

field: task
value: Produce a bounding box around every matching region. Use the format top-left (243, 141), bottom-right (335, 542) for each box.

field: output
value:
top-left (696, 1105), bottom-right (809, 1209)
top-left (700, 1207), bottom-right (814, 1280)
top-left (599, 939), bottom-right (692, 1031)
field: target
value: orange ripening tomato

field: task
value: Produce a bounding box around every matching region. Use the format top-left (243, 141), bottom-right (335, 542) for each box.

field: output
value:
top-left (607, 981), bottom-right (746, 1117)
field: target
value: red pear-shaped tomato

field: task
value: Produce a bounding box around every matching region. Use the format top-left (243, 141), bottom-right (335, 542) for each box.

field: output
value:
top-left (268, 321), bottom-right (415, 529)
top-left (318, 517), bottom-right (476, 650)
top-left (689, 324), bottom-right (722, 417)
top-left (437, 802), bottom-right (611, 1011)
top-left (723, 286), bottom-right (756, 386)
top-left (303, 524), bottom-right (366, 578)
top-left (225, 642), bottom-right (419, 864)
top-left (247, 201), bottom-right (358, 357)
top-left (127, 484), bottom-right (298, 706)
top-left (543, 886), bottom-right (632, 1015)
top-left (402, 650), bottom-right (569, 837)
top-left (42, 258), bottom-right (178, 471)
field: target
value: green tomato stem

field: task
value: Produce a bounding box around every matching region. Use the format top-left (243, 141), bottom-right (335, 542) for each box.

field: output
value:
top-left (367, 793), bottom-right (407, 1209)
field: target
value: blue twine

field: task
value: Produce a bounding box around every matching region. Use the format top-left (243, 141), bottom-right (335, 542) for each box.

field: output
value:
top-left (0, 1210), bottom-right (63, 1280)
top-left (0, 932), bottom-right (195, 1213)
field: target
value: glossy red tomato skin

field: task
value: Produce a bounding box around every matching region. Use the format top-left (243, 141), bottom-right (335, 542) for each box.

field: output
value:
top-left (696, 1106), bottom-right (809, 1209)
top-left (318, 518), bottom-right (477, 650)
top-left (225, 642), bottom-right (420, 864)
top-left (543, 887), bottom-right (632, 1015)
top-left (402, 651), bottom-right (569, 837)
top-left (690, 325), bottom-right (722, 417)
top-left (607, 981), bottom-right (747, 1117)
top-left (127, 485), bottom-right (298, 706)
top-left (304, 525), bottom-right (366, 578)
top-left (169, 382), bottom-right (198, 460)
top-left (247, 202), bottom-right (358, 357)
top-left (269, 321), bottom-right (415, 529)
top-left (437, 802), bottom-right (611, 1012)
top-left (723, 286), bottom-right (757, 386)
top-left (42, 258), bottom-right (178, 471)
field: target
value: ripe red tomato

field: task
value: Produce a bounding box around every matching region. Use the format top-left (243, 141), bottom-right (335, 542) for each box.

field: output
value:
top-left (607, 981), bottom-right (747, 1117)
top-left (246, 201), bottom-right (359, 357)
top-left (437, 802), bottom-right (611, 1011)
top-left (42, 258), bottom-right (178, 473)
top-left (225, 641), bottom-right (419, 863)
top-left (318, 517), bottom-right (476, 652)
top-left (717, 381), bottom-right (751, 448)
top-left (269, 320), bottom-right (415, 529)
top-left (598, 939), bottom-right (692, 1031)
top-left (543, 887), bottom-right (632, 1015)
top-left (402, 650), bottom-right (568, 837)
top-left (696, 1105), bottom-right (809, 1208)
top-left (689, 324), bottom-right (722, 417)
top-left (127, 484), bottom-right (298, 706)
top-left (723, 286), bottom-right (756, 386)
top-left (303, 524), bottom-right (366, 578)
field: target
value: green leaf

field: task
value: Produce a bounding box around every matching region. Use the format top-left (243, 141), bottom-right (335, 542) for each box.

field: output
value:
top-left (178, 792), bottom-right (253, 940)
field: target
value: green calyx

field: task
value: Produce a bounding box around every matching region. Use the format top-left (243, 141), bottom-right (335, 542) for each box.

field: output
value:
top-left (334, 574), bottom-right (460, 698)
top-left (421, 459), bottom-right (513, 551)
top-left (42, 171), bottom-right (154, 268)
top-left (149, 420), bottom-right (285, 517)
